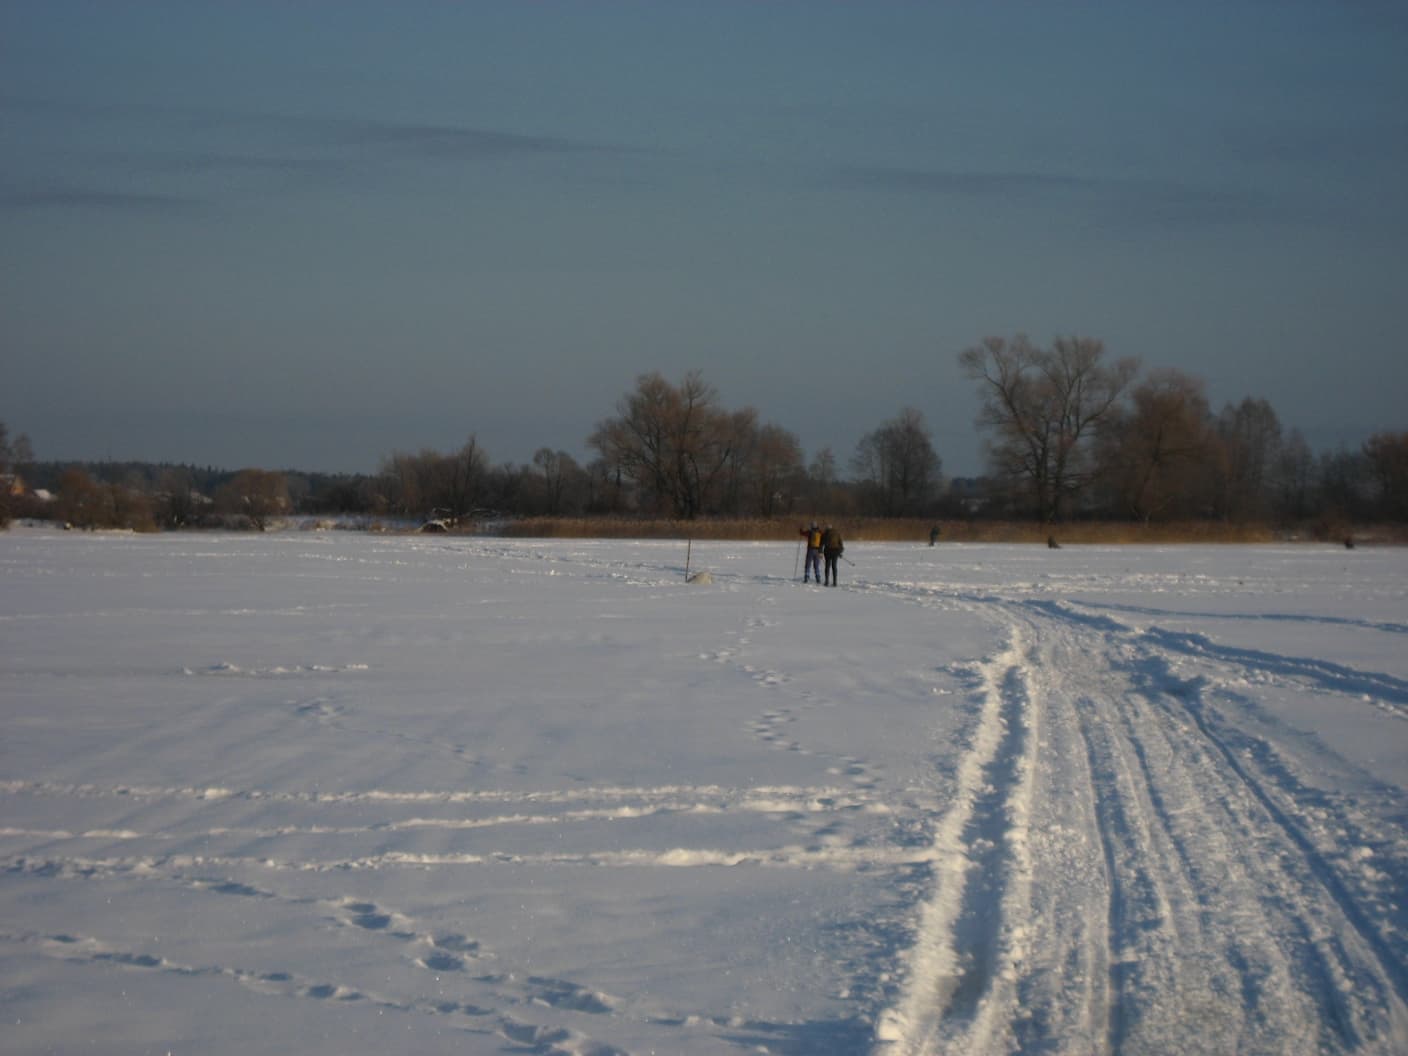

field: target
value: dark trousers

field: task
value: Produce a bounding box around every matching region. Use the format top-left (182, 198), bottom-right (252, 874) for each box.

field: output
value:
top-left (823, 552), bottom-right (840, 585)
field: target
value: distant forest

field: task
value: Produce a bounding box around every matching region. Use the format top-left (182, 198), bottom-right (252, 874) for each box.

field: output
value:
top-left (3, 335), bottom-right (1406, 533)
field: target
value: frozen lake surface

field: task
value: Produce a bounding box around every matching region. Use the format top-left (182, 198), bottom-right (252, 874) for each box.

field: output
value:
top-left (3, 530), bottom-right (1406, 1054)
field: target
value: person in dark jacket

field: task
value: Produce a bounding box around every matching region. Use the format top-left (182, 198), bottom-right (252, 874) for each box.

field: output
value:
top-left (799, 522), bottom-right (823, 583)
top-left (821, 524), bottom-right (844, 586)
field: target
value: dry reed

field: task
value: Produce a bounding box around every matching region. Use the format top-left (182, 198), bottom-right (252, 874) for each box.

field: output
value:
top-left (476, 516), bottom-right (1390, 544)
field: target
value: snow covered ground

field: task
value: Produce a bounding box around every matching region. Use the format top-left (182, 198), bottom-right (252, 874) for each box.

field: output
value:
top-left (2, 530), bottom-right (1406, 1055)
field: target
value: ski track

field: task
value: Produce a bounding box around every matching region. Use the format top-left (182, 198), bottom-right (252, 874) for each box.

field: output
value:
top-left (873, 628), bottom-right (1039, 1055)
top-left (850, 573), bottom-right (1408, 1055)
top-left (4, 541), bottom-right (1407, 1054)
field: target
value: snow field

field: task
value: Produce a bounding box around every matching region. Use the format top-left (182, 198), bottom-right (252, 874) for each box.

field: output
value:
top-left (2, 531), bottom-right (1406, 1054)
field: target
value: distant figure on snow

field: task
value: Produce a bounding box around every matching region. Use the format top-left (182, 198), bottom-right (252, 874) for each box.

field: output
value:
top-left (822, 524), bottom-right (845, 586)
top-left (799, 522), bottom-right (823, 583)
top-left (929, 525), bottom-right (941, 546)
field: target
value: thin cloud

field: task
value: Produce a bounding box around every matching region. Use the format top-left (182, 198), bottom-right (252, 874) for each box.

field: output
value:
top-left (2, 95), bottom-right (628, 163)
top-left (836, 165), bottom-right (1091, 197)
top-left (149, 151), bottom-right (348, 176)
top-left (1, 94), bottom-right (638, 214)
top-left (0, 185), bottom-right (197, 214)
top-left (181, 107), bottom-right (630, 163)
top-left (331, 118), bottom-right (619, 161)
top-left (834, 162), bottom-right (1290, 231)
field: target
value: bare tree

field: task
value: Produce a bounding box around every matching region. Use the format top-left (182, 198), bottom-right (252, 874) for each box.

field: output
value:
top-left (585, 456), bottom-right (628, 514)
top-left (55, 468), bottom-right (103, 528)
top-left (109, 482), bottom-right (156, 532)
top-left (482, 460), bottom-right (525, 514)
top-left (960, 334), bottom-right (1138, 521)
top-left (680, 404), bottom-right (755, 520)
top-left (588, 372), bottom-right (675, 515)
top-left (0, 422), bottom-right (15, 526)
top-left (588, 371), bottom-right (749, 519)
top-left (1100, 369), bottom-right (1213, 522)
top-left (737, 423), bottom-right (804, 517)
top-left (531, 448), bottom-right (586, 516)
top-left (1, 423), bottom-right (33, 480)
top-left (433, 435), bottom-right (489, 523)
top-left (1363, 430), bottom-right (1408, 520)
top-left (216, 469), bottom-right (289, 531)
top-left (1273, 429), bottom-right (1316, 522)
top-left (155, 466), bottom-right (198, 529)
top-left (1212, 397), bottom-right (1282, 521)
top-left (852, 407), bottom-right (942, 516)
top-left (1316, 448), bottom-right (1372, 521)
top-left (375, 438), bottom-right (492, 524)
top-left (805, 447), bottom-right (848, 513)
top-left (52, 468), bottom-right (151, 530)
top-left (378, 450), bottom-right (436, 520)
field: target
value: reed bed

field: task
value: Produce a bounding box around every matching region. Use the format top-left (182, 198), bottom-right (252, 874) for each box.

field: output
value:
top-left (477, 516), bottom-right (1394, 545)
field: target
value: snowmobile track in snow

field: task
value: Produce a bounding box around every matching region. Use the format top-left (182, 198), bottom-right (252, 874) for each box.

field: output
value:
top-left (862, 577), bottom-right (1408, 1055)
top-left (875, 629), bottom-right (1039, 1055)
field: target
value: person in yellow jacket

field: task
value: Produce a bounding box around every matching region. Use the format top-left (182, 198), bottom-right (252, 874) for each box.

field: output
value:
top-left (798, 522), bottom-right (823, 583)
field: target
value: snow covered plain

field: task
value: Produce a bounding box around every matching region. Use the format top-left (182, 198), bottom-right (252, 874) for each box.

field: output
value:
top-left (2, 530), bottom-right (1406, 1056)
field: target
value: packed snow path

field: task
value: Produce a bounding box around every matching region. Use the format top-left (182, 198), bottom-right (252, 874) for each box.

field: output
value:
top-left (869, 586), bottom-right (1408, 1055)
top-left (2, 532), bottom-right (1406, 1055)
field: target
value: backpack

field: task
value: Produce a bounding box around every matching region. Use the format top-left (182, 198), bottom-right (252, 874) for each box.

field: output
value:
top-left (808, 529), bottom-right (822, 548)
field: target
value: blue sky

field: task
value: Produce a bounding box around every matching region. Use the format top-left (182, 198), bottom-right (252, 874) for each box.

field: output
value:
top-left (4, 1), bottom-right (1405, 477)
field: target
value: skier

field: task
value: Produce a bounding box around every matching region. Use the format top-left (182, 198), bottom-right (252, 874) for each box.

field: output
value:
top-left (822, 524), bottom-right (844, 586)
top-left (799, 522), bottom-right (823, 583)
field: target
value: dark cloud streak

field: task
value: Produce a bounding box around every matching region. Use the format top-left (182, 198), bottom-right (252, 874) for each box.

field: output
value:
top-left (1, 94), bottom-right (639, 214)
top-left (836, 165), bottom-right (1090, 197)
top-left (0, 185), bottom-right (198, 214)
top-left (834, 163), bottom-right (1297, 231)
top-left (2, 93), bottom-right (632, 162)
top-left (331, 118), bottom-right (622, 162)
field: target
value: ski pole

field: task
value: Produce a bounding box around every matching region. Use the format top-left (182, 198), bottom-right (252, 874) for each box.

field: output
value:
top-left (793, 539), bottom-right (802, 579)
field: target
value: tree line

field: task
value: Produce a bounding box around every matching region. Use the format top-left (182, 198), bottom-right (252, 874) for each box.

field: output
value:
top-left (958, 336), bottom-right (1406, 525)
top-left (3, 338), bottom-right (1405, 531)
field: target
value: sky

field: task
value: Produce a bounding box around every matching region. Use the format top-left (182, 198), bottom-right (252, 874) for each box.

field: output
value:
top-left (4, 1), bottom-right (1406, 478)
